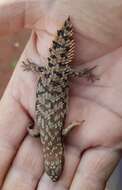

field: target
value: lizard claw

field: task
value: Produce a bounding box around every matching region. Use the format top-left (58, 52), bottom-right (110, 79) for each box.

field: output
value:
top-left (21, 59), bottom-right (32, 71)
top-left (84, 66), bottom-right (99, 82)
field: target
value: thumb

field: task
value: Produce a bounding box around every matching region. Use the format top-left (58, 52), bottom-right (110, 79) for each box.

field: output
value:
top-left (70, 147), bottom-right (121, 190)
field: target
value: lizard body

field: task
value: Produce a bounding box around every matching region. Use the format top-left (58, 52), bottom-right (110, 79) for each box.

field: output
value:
top-left (22, 17), bottom-right (96, 181)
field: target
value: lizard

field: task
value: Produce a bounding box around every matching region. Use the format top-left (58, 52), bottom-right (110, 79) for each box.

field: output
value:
top-left (22, 17), bottom-right (97, 182)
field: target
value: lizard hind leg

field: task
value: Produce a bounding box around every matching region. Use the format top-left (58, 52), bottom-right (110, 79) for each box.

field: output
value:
top-left (27, 122), bottom-right (40, 138)
top-left (22, 59), bottom-right (46, 73)
top-left (81, 66), bottom-right (99, 82)
top-left (62, 120), bottom-right (85, 136)
top-left (70, 66), bottom-right (99, 82)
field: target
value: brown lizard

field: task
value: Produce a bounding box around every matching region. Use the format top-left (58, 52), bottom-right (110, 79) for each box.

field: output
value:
top-left (22, 17), bottom-right (97, 182)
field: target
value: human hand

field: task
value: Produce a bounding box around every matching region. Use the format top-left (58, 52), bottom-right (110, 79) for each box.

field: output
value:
top-left (1, 1), bottom-right (122, 190)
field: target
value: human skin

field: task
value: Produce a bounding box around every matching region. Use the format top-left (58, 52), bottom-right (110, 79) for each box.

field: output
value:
top-left (0, 0), bottom-right (122, 189)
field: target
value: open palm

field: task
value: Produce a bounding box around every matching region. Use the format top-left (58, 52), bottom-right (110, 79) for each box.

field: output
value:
top-left (0, 1), bottom-right (122, 190)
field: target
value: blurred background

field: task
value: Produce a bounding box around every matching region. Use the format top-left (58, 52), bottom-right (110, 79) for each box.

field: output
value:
top-left (0, 30), bottom-right (122, 190)
top-left (0, 29), bottom-right (30, 97)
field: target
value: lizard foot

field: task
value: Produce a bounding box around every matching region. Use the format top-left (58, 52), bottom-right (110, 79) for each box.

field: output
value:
top-left (27, 122), bottom-right (40, 138)
top-left (62, 120), bottom-right (85, 136)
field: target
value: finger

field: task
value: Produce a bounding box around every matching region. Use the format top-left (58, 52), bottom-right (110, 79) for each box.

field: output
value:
top-left (0, 40), bottom-right (37, 186)
top-left (37, 145), bottom-right (81, 190)
top-left (0, 93), bottom-right (29, 187)
top-left (2, 135), bottom-right (43, 190)
top-left (0, 30), bottom-right (44, 188)
top-left (70, 147), bottom-right (121, 190)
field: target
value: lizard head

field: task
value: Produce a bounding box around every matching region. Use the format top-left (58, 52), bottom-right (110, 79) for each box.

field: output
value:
top-left (45, 158), bottom-right (64, 182)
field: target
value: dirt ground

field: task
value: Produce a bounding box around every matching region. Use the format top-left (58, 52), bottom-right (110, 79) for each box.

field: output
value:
top-left (0, 30), bottom-right (30, 97)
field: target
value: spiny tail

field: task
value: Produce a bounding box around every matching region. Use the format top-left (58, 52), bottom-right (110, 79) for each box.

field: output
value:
top-left (48, 17), bottom-right (74, 67)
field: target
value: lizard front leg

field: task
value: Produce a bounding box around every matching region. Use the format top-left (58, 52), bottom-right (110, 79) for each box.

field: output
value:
top-left (62, 120), bottom-right (85, 136)
top-left (27, 121), bottom-right (40, 138)
top-left (22, 59), bottom-right (46, 73)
